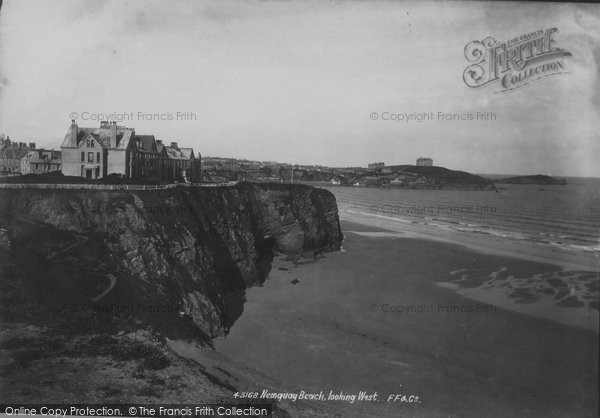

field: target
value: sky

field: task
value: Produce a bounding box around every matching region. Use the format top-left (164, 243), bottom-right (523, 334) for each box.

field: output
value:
top-left (0, 0), bottom-right (599, 177)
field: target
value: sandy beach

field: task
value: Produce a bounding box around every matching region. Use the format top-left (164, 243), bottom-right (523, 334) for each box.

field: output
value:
top-left (341, 209), bottom-right (599, 332)
top-left (170, 213), bottom-right (600, 417)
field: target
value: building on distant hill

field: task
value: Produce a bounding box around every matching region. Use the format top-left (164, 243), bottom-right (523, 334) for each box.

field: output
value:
top-left (368, 162), bottom-right (385, 170)
top-left (21, 149), bottom-right (62, 174)
top-left (416, 157), bottom-right (433, 166)
top-left (60, 120), bottom-right (200, 182)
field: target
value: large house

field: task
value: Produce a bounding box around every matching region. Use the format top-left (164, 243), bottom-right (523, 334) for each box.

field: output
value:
top-left (60, 120), bottom-right (201, 182)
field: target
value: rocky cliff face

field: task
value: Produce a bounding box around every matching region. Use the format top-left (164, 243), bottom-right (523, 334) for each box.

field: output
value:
top-left (0, 182), bottom-right (342, 337)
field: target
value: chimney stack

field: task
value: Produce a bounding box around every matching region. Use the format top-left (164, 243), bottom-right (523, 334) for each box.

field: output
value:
top-left (170, 142), bottom-right (178, 150)
top-left (100, 121), bottom-right (109, 128)
top-left (110, 121), bottom-right (117, 148)
top-left (71, 119), bottom-right (78, 145)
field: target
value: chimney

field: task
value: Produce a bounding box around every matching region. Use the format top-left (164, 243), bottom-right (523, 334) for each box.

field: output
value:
top-left (110, 121), bottom-right (117, 148)
top-left (71, 119), bottom-right (78, 145)
top-left (100, 121), bottom-right (109, 128)
top-left (29, 142), bottom-right (36, 149)
top-left (170, 142), bottom-right (178, 150)
top-left (156, 140), bottom-right (162, 145)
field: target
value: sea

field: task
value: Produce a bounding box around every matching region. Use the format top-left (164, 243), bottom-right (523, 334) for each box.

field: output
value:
top-left (322, 177), bottom-right (600, 254)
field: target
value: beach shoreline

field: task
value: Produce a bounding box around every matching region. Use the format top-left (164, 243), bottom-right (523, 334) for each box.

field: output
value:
top-left (340, 208), bottom-right (600, 271)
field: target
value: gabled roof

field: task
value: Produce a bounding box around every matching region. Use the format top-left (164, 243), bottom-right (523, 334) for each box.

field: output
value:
top-left (166, 149), bottom-right (186, 160)
top-left (179, 148), bottom-right (194, 159)
top-left (60, 124), bottom-right (135, 150)
top-left (165, 146), bottom-right (188, 160)
top-left (58, 123), bottom-right (199, 159)
top-left (0, 145), bottom-right (30, 160)
top-left (77, 132), bottom-right (107, 149)
top-left (134, 135), bottom-right (157, 154)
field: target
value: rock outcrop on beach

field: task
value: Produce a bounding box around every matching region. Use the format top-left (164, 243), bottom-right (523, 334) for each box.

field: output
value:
top-left (0, 182), bottom-right (342, 337)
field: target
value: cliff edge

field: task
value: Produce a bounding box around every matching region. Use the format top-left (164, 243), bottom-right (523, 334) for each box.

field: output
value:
top-left (0, 182), bottom-right (342, 338)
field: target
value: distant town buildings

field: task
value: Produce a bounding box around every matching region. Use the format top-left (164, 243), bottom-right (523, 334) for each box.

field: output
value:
top-left (416, 157), bottom-right (433, 166)
top-left (0, 138), bottom-right (38, 175)
top-left (60, 120), bottom-right (201, 182)
top-left (1, 136), bottom-right (63, 176)
top-left (202, 157), bottom-right (240, 172)
top-left (22, 149), bottom-right (62, 174)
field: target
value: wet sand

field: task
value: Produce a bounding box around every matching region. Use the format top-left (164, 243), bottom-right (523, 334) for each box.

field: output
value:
top-left (186, 218), bottom-right (600, 417)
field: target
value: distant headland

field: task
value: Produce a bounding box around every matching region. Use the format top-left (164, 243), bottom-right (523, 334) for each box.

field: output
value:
top-left (494, 174), bottom-right (567, 185)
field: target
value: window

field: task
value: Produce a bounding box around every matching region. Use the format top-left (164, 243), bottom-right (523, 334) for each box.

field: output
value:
top-left (88, 152), bottom-right (94, 163)
top-left (87, 139), bottom-right (94, 147)
top-left (81, 152), bottom-right (84, 162)
top-left (97, 152), bottom-right (100, 163)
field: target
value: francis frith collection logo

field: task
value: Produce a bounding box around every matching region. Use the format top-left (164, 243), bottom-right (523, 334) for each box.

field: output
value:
top-left (463, 28), bottom-right (572, 92)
